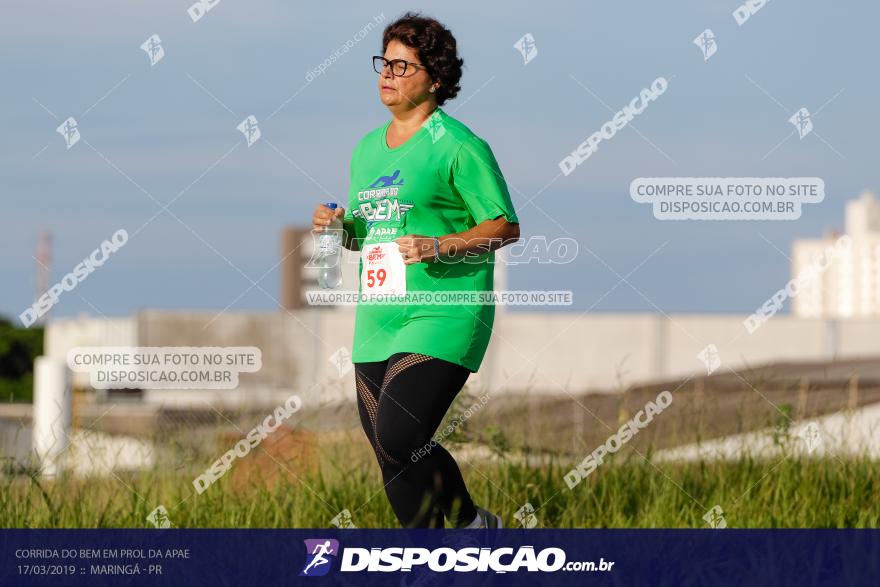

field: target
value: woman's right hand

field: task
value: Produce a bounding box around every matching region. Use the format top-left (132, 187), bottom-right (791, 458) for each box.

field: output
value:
top-left (312, 203), bottom-right (345, 233)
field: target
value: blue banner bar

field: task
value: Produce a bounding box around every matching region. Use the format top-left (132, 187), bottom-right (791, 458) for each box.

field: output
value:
top-left (2, 529), bottom-right (877, 586)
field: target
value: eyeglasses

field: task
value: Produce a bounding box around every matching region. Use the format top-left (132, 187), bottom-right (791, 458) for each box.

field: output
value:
top-left (372, 55), bottom-right (426, 77)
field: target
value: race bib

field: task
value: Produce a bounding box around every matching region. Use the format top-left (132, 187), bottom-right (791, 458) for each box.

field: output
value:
top-left (361, 241), bottom-right (407, 297)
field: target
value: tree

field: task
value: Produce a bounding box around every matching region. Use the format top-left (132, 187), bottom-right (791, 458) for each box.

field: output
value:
top-left (0, 316), bottom-right (43, 402)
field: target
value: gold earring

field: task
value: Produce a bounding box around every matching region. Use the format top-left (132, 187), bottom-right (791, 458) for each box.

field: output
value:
top-left (429, 86), bottom-right (436, 93)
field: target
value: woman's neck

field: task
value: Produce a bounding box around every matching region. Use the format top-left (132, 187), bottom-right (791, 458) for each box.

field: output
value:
top-left (389, 102), bottom-right (438, 131)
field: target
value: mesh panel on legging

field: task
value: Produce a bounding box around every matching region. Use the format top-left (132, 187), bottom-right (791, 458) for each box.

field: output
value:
top-left (354, 352), bottom-right (478, 528)
top-left (354, 359), bottom-right (443, 527)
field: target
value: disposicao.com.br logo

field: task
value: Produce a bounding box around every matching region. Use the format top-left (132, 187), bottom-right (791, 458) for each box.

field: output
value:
top-left (299, 537), bottom-right (614, 575)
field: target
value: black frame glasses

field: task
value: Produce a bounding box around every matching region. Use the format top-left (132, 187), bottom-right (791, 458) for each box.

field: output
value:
top-left (372, 55), bottom-right (426, 77)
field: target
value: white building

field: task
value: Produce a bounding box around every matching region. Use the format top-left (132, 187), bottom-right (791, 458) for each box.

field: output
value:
top-left (793, 190), bottom-right (880, 318)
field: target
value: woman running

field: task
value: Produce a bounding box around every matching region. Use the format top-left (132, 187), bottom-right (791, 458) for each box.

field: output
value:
top-left (311, 12), bottom-right (520, 529)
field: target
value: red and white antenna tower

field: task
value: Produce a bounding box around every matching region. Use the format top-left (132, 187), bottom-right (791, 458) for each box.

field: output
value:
top-left (35, 231), bottom-right (52, 324)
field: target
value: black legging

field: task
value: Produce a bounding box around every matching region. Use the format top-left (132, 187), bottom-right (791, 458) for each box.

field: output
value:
top-left (355, 352), bottom-right (478, 528)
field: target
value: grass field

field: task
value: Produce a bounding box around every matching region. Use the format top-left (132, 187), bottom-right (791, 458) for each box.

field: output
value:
top-left (3, 443), bottom-right (878, 528)
top-left (3, 377), bottom-right (879, 529)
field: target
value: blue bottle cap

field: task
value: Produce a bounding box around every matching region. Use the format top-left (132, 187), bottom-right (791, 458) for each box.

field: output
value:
top-left (325, 202), bottom-right (337, 209)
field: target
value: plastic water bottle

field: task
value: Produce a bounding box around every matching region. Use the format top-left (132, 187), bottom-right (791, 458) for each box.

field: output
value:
top-left (317, 202), bottom-right (343, 289)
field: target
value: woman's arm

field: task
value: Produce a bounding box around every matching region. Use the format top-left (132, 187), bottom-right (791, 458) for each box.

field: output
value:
top-left (395, 215), bottom-right (520, 265)
top-left (438, 216), bottom-right (519, 258)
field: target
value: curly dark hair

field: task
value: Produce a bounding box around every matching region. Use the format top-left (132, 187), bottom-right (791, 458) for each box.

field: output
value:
top-left (382, 12), bottom-right (464, 106)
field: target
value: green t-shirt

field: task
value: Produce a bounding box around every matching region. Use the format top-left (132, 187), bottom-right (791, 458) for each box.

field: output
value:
top-left (344, 107), bottom-right (519, 373)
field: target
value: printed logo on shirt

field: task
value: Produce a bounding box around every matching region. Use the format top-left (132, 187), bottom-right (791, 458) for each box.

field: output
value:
top-left (355, 170), bottom-right (414, 225)
top-left (367, 226), bottom-right (399, 240)
top-left (354, 197), bottom-right (414, 224)
top-left (370, 169), bottom-right (405, 188)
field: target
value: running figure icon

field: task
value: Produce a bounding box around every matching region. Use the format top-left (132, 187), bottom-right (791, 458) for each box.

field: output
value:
top-left (300, 540), bottom-right (337, 576)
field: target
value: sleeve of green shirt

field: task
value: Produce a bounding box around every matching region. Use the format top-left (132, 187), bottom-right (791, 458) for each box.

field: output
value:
top-left (451, 135), bottom-right (520, 225)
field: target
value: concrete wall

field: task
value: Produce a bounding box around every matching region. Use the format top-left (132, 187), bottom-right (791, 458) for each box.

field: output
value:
top-left (487, 313), bottom-right (877, 395)
top-left (43, 310), bottom-right (880, 404)
top-left (484, 312), bottom-right (659, 393)
top-left (45, 316), bottom-right (137, 389)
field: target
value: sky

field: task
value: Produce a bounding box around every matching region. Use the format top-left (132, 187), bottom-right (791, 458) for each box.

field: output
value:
top-left (1, 0), bottom-right (877, 322)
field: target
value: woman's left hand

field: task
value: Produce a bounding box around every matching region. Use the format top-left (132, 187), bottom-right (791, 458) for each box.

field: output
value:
top-left (394, 235), bottom-right (435, 265)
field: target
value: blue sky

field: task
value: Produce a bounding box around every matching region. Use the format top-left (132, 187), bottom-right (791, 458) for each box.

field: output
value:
top-left (1, 0), bottom-right (877, 320)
